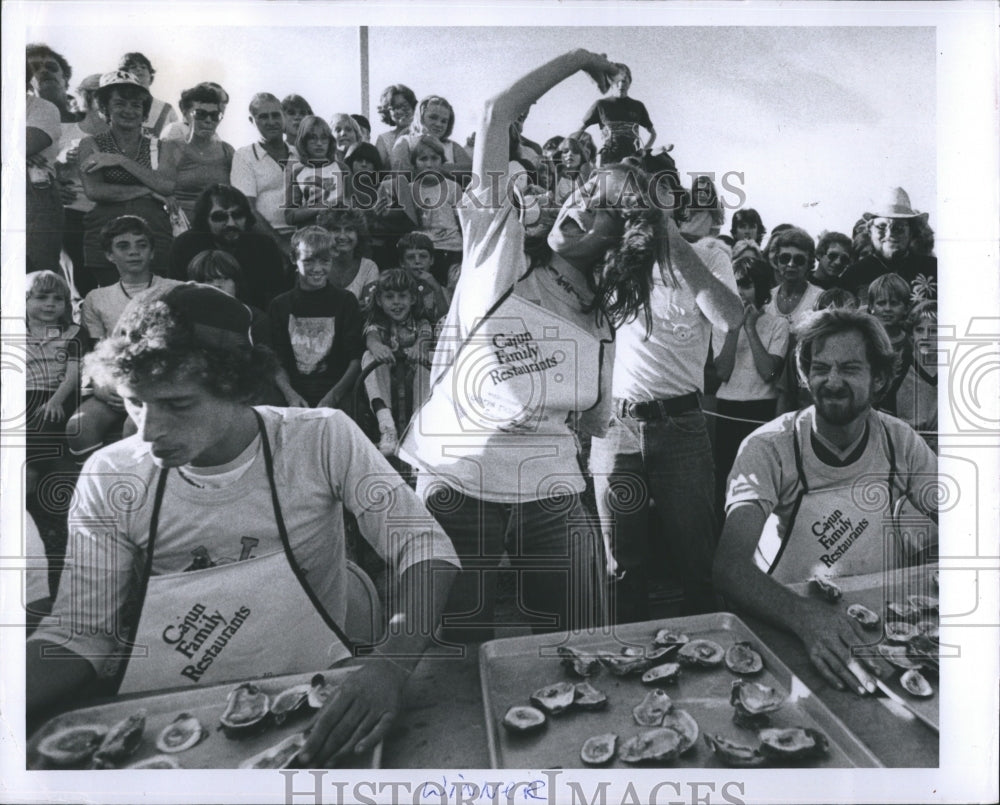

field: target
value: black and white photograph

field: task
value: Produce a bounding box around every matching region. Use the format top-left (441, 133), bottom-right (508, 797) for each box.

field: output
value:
top-left (2, 1), bottom-right (997, 803)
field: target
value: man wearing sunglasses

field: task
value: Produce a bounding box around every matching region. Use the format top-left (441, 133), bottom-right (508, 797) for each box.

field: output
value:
top-left (167, 183), bottom-right (291, 310)
top-left (839, 187), bottom-right (937, 301)
top-left (811, 231), bottom-right (855, 291)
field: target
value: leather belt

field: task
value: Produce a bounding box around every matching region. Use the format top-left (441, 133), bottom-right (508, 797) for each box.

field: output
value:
top-left (616, 393), bottom-right (700, 420)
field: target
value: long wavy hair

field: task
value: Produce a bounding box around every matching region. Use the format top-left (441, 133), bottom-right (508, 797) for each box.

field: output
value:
top-left (854, 217), bottom-right (936, 258)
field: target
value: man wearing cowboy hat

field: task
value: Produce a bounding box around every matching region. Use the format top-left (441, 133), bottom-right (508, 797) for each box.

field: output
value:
top-left (840, 187), bottom-right (937, 301)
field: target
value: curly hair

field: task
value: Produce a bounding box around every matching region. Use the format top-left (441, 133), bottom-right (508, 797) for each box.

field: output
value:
top-left (814, 287), bottom-right (859, 311)
top-left (795, 308), bottom-right (896, 396)
top-left (767, 226), bottom-right (816, 268)
top-left (367, 267), bottom-right (426, 329)
top-left (178, 83), bottom-right (226, 113)
top-left (315, 207), bottom-right (370, 257)
top-left (84, 289), bottom-right (278, 402)
top-left (855, 217), bottom-right (936, 258)
top-left (377, 84), bottom-right (417, 127)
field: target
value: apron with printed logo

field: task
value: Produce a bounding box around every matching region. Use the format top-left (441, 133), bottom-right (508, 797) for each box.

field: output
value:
top-left (757, 413), bottom-right (904, 585)
top-left (115, 411), bottom-right (352, 694)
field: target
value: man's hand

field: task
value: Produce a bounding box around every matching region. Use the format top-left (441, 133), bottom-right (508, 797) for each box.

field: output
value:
top-left (298, 661), bottom-right (408, 767)
top-left (791, 600), bottom-right (889, 694)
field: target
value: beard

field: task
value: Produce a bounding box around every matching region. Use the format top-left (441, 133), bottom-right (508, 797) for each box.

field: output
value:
top-left (814, 389), bottom-right (869, 426)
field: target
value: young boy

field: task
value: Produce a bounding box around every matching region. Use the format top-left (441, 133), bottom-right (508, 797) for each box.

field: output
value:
top-left (68, 216), bottom-right (181, 462)
top-left (267, 226), bottom-right (363, 409)
top-left (27, 283), bottom-right (459, 765)
top-left (396, 231), bottom-right (451, 320)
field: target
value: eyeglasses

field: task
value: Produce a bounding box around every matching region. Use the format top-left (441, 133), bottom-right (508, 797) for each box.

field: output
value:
top-left (825, 252), bottom-right (851, 264)
top-left (390, 104), bottom-right (412, 113)
top-left (209, 209), bottom-right (246, 223)
top-left (776, 253), bottom-right (808, 267)
top-left (191, 108), bottom-right (222, 122)
top-left (871, 220), bottom-right (909, 236)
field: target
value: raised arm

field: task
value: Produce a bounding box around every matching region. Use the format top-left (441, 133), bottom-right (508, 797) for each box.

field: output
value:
top-left (474, 49), bottom-right (619, 186)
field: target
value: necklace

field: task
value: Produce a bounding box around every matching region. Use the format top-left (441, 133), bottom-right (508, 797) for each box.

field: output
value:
top-left (109, 131), bottom-right (142, 161)
top-left (776, 284), bottom-right (805, 312)
top-left (119, 277), bottom-right (153, 299)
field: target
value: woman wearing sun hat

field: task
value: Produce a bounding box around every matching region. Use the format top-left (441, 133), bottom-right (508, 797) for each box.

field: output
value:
top-left (839, 186), bottom-right (937, 302)
top-left (77, 70), bottom-right (175, 287)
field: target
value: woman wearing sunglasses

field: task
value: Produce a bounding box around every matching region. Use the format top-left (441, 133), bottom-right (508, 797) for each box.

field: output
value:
top-left (160, 83), bottom-right (234, 222)
top-left (763, 226), bottom-right (823, 412)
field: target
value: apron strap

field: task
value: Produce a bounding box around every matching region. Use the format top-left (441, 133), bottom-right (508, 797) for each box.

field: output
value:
top-left (255, 410), bottom-right (356, 653)
top-left (766, 410), bottom-right (808, 576)
top-left (111, 467), bottom-right (169, 691)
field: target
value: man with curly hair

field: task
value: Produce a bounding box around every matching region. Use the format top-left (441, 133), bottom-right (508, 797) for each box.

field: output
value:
top-left (27, 283), bottom-right (458, 766)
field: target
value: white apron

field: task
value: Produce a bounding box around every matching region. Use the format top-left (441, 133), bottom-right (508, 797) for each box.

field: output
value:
top-left (116, 412), bottom-right (351, 694)
top-left (758, 413), bottom-right (906, 584)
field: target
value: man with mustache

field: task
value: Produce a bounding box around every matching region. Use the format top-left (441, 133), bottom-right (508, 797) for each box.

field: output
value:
top-left (168, 183), bottom-right (291, 310)
top-left (713, 308), bottom-right (938, 693)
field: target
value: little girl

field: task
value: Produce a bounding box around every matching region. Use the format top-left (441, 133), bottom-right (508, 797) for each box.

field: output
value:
top-left (362, 269), bottom-right (433, 455)
top-left (712, 257), bottom-right (789, 511)
top-left (316, 207), bottom-right (381, 303)
top-left (408, 135), bottom-right (462, 286)
top-left (25, 271), bottom-right (86, 466)
top-left (284, 116), bottom-right (348, 227)
top-left (868, 272), bottom-right (913, 417)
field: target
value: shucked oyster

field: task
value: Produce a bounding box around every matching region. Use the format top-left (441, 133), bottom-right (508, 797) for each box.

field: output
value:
top-left (127, 754), bottom-right (183, 769)
top-left (730, 679), bottom-right (785, 728)
top-left (573, 682), bottom-right (608, 710)
top-left (642, 662), bottom-right (681, 686)
top-left (155, 713), bottom-right (203, 754)
top-left (758, 727), bottom-right (829, 761)
top-left (271, 684), bottom-right (312, 725)
top-left (876, 643), bottom-right (924, 670)
top-left (558, 646), bottom-right (601, 678)
top-left (580, 733), bottom-right (617, 766)
top-left (633, 689), bottom-right (674, 726)
top-left (724, 642), bottom-right (764, 674)
top-left (704, 733), bottom-right (766, 768)
top-left (884, 620), bottom-right (919, 642)
top-left (900, 669), bottom-right (934, 698)
top-left (502, 705), bottom-right (546, 733)
top-left (619, 728), bottom-right (683, 764)
top-left (660, 708), bottom-right (699, 754)
top-left (37, 724), bottom-right (108, 766)
top-left (93, 710), bottom-right (146, 768)
top-left (846, 603), bottom-right (881, 630)
top-left (219, 683), bottom-right (270, 736)
top-left (653, 629), bottom-right (690, 648)
top-left (677, 639), bottom-right (725, 668)
top-left (809, 575), bottom-right (842, 602)
top-left (530, 681), bottom-right (576, 715)
top-left (239, 732), bottom-right (308, 769)
top-left (597, 649), bottom-right (652, 677)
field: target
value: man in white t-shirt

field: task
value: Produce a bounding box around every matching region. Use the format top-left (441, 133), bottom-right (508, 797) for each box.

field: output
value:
top-left (714, 308), bottom-right (937, 694)
top-left (590, 236), bottom-right (743, 621)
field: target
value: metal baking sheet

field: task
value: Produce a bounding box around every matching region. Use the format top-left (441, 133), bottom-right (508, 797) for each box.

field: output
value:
top-left (789, 564), bottom-right (940, 732)
top-left (480, 612), bottom-right (883, 769)
top-left (27, 667), bottom-right (382, 769)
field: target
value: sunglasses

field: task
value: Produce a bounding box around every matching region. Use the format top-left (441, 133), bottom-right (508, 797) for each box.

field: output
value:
top-left (871, 220), bottom-right (909, 236)
top-left (191, 108), bottom-right (222, 122)
top-left (825, 252), bottom-right (851, 264)
top-left (209, 209), bottom-right (246, 223)
top-left (777, 253), bottom-right (808, 267)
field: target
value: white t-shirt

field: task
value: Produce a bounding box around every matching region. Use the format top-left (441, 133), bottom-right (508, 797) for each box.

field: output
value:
top-left (340, 257), bottom-right (380, 301)
top-left (400, 170), bottom-right (613, 502)
top-left (29, 407), bottom-right (460, 673)
top-left (612, 238), bottom-right (737, 399)
top-left (231, 142), bottom-right (297, 234)
top-left (81, 275), bottom-right (182, 340)
top-left (715, 312), bottom-right (790, 401)
top-left (27, 93), bottom-right (61, 171)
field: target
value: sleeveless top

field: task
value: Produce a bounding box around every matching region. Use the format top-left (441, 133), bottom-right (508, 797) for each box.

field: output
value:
top-left (92, 130), bottom-right (154, 185)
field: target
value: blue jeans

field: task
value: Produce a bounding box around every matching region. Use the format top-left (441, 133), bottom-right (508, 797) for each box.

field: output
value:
top-left (590, 409), bottom-right (719, 621)
top-left (419, 479), bottom-right (606, 640)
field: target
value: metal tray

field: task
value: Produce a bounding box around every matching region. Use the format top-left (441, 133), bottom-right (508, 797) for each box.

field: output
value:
top-left (480, 612), bottom-right (883, 769)
top-left (27, 667), bottom-right (382, 769)
top-left (789, 564), bottom-right (940, 732)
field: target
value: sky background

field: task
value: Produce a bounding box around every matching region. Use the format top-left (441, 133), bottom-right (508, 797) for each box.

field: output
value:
top-left (23, 17), bottom-right (936, 240)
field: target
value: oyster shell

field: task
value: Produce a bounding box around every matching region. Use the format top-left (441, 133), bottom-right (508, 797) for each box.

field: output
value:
top-left (915, 620), bottom-right (939, 641)
top-left (730, 679), bottom-right (785, 714)
top-left (677, 638), bottom-right (725, 668)
top-left (758, 727), bottom-right (828, 761)
top-left (660, 708), bottom-right (699, 754)
top-left (219, 683), bottom-right (270, 735)
top-left (619, 728), bottom-right (682, 764)
top-left (886, 600), bottom-right (918, 621)
top-left (641, 662), bottom-right (681, 686)
top-left (529, 681), bottom-right (576, 715)
top-left (93, 710), bottom-right (146, 767)
top-left (580, 733), bottom-right (617, 765)
top-left (558, 646), bottom-right (600, 678)
top-left (573, 681), bottom-right (608, 710)
top-left (633, 689), bottom-right (674, 726)
top-left (307, 673), bottom-right (333, 709)
top-left (724, 642), bottom-right (764, 674)
top-left (653, 629), bottom-right (690, 648)
top-left (704, 733), bottom-right (766, 768)
top-left (239, 732), bottom-right (307, 769)
top-left (127, 754), bottom-right (183, 769)
top-left (907, 594), bottom-right (939, 613)
top-left (155, 713), bottom-right (203, 754)
top-left (646, 645), bottom-right (678, 663)
top-left (597, 649), bottom-right (652, 677)
top-left (900, 669), bottom-right (934, 698)
top-left (846, 603), bottom-right (881, 630)
top-left (809, 575), bottom-right (842, 602)
top-left (37, 724), bottom-right (108, 766)
top-left (876, 643), bottom-right (924, 670)
top-left (271, 684), bottom-right (312, 725)
top-left (502, 705), bottom-right (546, 733)
top-left (884, 620), bottom-right (919, 642)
